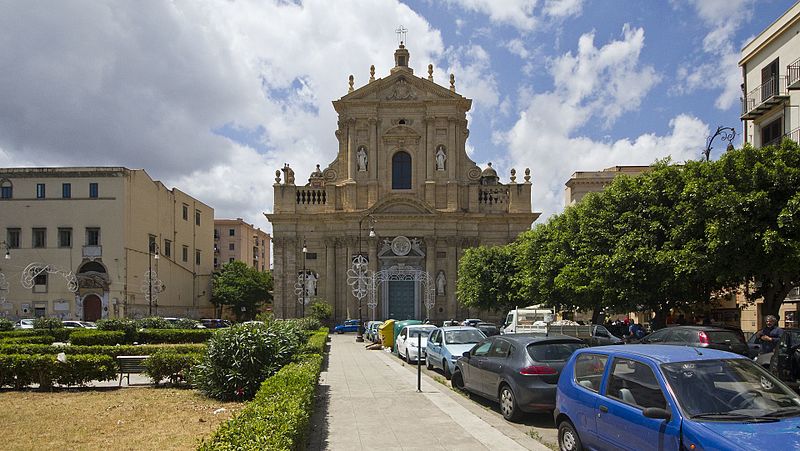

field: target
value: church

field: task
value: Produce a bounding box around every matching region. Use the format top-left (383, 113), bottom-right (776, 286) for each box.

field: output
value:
top-left (267, 43), bottom-right (539, 324)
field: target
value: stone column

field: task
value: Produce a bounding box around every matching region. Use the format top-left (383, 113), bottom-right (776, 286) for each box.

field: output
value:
top-left (325, 237), bottom-right (337, 320)
top-left (347, 118), bottom-right (356, 180)
top-left (425, 236), bottom-right (438, 320)
top-left (368, 235), bottom-right (379, 320)
top-left (446, 236), bottom-right (459, 320)
top-left (286, 238), bottom-right (298, 318)
top-left (345, 237), bottom-right (356, 321)
top-left (272, 238), bottom-right (285, 319)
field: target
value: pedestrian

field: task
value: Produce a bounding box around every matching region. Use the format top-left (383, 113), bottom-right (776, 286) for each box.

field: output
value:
top-left (755, 315), bottom-right (783, 354)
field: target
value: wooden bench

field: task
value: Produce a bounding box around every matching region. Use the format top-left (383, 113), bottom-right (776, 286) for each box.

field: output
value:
top-left (117, 355), bottom-right (150, 386)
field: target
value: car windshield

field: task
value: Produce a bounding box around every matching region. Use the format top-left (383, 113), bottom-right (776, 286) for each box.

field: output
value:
top-left (444, 329), bottom-right (486, 344)
top-left (661, 359), bottom-right (800, 419)
top-left (409, 328), bottom-right (434, 338)
top-left (527, 342), bottom-right (586, 362)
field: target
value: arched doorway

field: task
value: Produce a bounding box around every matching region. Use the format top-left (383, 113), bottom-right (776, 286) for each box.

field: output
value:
top-left (83, 294), bottom-right (102, 321)
top-left (368, 266), bottom-right (435, 321)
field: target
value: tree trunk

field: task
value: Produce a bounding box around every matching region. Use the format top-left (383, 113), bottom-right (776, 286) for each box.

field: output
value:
top-left (591, 308), bottom-right (602, 325)
top-left (758, 279), bottom-right (792, 321)
top-left (651, 305), bottom-right (668, 330)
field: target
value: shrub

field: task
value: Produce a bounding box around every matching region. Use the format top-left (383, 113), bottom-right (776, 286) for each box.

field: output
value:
top-left (0, 329), bottom-right (72, 341)
top-left (33, 317), bottom-right (64, 330)
top-left (70, 330), bottom-right (127, 346)
top-left (1, 335), bottom-right (55, 345)
top-left (136, 317), bottom-right (174, 329)
top-left (192, 322), bottom-right (303, 401)
top-left (96, 318), bottom-right (138, 342)
top-left (144, 351), bottom-right (202, 385)
top-left (137, 329), bottom-right (214, 344)
top-left (0, 318), bottom-right (14, 331)
top-left (199, 354), bottom-right (323, 450)
top-left (294, 317), bottom-right (322, 331)
top-left (0, 353), bottom-right (116, 388)
top-left (0, 343), bottom-right (207, 358)
top-left (172, 318), bottom-right (202, 329)
top-left (309, 300), bottom-right (333, 327)
top-left (302, 328), bottom-right (329, 355)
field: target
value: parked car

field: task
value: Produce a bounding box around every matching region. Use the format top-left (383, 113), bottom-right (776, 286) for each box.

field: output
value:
top-left (748, 331), bottom-right (764, 358)
top-left (555, 345), bottom-right (800, 451)
top-left (635, 325), bottom-right (749, 356)
top-left (462, 318), bottom-right (482, 327)
top-left (14, 319), bottom-right (35, 329)
top-left (163, 317), bottom-right (206, 328)
top-left (62, 321), bottom-right (97, 329)
top-left (474, 322), bottom-right (500, 337)
top-left (768, 328), bottom-right (800, 389)
top-left (588, 324), bottom-right (623, 346)
top-left (200, 319), bottom-right (232, 329)
top-left (395, 324), bottom-right (436, 362)
top-left (334, 319), bottom-right (361, 334)
top-left (364, 320), bottom-right (382, 342)
top-left (426, 326), bottom-right (486, 379)
top-left (452, 334), bottom-right (587, 420)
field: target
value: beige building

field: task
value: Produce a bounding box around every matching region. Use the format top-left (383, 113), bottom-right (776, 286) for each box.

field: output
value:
top-left (740, 1), bottom-right (800, 147)
top-left (564, 165), bottom-right (650, 205)
top-left (0, 167), bottom-right (214, 321)
top-left (214, 218), bottom-right (270, 272)
top-left (267, 44), bottom-right (539, 324)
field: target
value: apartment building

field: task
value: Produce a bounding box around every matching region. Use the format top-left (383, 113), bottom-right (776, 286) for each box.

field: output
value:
top-left (740, 1), bottom-right (800, 147)
top-left (564, 165), bottom-right (650, 206)
top-left (0, 167), bottom-right (215, 321)
top-left (213, 218), bottom-right (270, 272)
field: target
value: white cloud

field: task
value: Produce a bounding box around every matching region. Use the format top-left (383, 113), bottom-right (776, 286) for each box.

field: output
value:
top-left (447, 0), bottom-right (584, 31)
top-left (444, 44), bottom-right (501, 109)
top-left (505, 38), bottom-right (531, 58)
top-left (0, 0), bottom-right (445, 231)
top-left (672, 0), bottom-right (754, 110)
top-left (499, 25), bottom-right (704, 219)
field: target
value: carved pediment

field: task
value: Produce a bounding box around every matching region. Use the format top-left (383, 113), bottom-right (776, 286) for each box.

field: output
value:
top-left (338, 72), bottom-right (462, 103)
top-left (371, 195), bottom-right (436, 215)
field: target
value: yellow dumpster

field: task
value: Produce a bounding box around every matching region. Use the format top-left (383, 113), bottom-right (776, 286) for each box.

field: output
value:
top-left (379, 319), bottom-right (396, 348)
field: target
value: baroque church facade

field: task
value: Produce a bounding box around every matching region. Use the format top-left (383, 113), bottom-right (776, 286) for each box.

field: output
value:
top-left (267, 44), bottom-right (539, 323)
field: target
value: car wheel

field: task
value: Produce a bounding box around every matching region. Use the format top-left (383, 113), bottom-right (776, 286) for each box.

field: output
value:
top-left (406, 350), bottom-right (412, 362)
top-left (425, 356), bottom-right (433, 370)
top-left (452, 370), bottom-right (467, 391)
top-left (558, 421), bottom-right (583, 451)
top-left (499, 384), bottom-right (521, 421)
top-left (336, 330), bottom-right (342, 334)
top-left (443, 360), bottom-right (452, 380)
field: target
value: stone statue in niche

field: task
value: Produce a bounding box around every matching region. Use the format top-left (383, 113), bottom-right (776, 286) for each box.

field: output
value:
top-left (357, 146), bottom-right (368, 172)
top-left (435, 146), bottom-right (447, 171)
top-left (436, 271), bottom-right (446, 295)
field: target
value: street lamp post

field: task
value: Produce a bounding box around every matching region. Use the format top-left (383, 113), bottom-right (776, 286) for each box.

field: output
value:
top-left (703, 126), bottom-right (737, 162)
top-left (355, 215), bottom-right (376, 342)
top-left (148, 241), bottom-right (160, 316)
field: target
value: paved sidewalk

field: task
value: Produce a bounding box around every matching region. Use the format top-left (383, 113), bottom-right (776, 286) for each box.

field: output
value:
top-left (308, 333), bottom-right (550, 451)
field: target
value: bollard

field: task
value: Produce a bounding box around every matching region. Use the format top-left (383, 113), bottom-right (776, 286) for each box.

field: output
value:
top-left (417, 332), bottom-right (422, 392)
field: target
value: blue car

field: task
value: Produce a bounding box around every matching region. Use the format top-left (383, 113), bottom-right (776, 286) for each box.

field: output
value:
top-left (425, 326), bottom-right (486, 379)
top-left (555, 345), bottom-right (800, 450)
top-left (334, 319), bottom-right (360, 334)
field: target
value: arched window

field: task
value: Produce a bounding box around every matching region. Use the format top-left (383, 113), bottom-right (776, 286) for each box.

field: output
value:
top-left (392, 151), bottom-right (412, 189)
top-left (0, 179), bottom-right (12, 199)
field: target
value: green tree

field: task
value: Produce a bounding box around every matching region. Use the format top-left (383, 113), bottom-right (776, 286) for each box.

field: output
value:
top-left (711, 139), bottom-right (800, 319)
top-left (211, 261), bottom-right (273, 321)
top-left (456, 243), bottom-right (525, 313)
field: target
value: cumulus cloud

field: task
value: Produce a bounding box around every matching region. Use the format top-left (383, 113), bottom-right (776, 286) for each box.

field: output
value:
top-left (447, 0), bottom-right (584, 31)
top-left (500, 25), bottom-right (707, 219)
top-left (444, 44), bottom-right (501, 110)
top-left (672, 0), bottom-right (754, 110)
top-left (0, 0), bottom-right (444, 231)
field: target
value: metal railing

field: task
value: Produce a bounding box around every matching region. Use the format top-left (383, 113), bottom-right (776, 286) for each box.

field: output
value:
top-left (741, 76), bottom-right (787, 116)
top-left (788, 57), bottom-right (800, 87)
top-left (762, 127), bottom-right (800, 148)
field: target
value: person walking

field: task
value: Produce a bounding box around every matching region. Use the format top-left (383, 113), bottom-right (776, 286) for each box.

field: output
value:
top-left (755, 315), bottom-right (783, 354)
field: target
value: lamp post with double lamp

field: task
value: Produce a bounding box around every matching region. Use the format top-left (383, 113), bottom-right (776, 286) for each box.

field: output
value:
top-left (355, 215), bottom-right (376, 342)
top-left (148, 242), bottom-right (160, 316)
top-left (703, 126), bottom-right (737, 162)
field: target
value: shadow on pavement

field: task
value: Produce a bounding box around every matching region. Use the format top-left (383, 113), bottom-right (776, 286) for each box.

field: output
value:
top-left (306, 337), bottom-right (332, 450)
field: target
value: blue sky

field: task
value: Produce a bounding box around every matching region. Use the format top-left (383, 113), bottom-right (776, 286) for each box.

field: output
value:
top-left (0, 0), bottom-right (795, 231)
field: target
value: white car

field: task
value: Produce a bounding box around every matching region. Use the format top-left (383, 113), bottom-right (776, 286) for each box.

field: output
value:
top-left (15, 319), bottom-right (35, 329)
top-left (62, 321), bottom-right (97, 329)
top-left (396, 324), bottom-right (436, 362)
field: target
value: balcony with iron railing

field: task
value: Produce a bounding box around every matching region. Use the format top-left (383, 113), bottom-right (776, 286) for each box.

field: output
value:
top-left (762, 127), bottom-right (800, 148)
top-left (788, 57), bottom-right (800, 90)
top-left (741, 76), bottom-right (789, 119)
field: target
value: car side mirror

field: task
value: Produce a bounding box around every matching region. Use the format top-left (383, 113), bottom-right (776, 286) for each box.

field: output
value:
top-left (642, 407), bottom-right (671, 420)
top-left (462, 351), bottom-right (470, 359)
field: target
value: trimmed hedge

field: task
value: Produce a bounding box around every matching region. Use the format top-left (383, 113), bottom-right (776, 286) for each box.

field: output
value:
top-left (137, 329), bottom-right (214, 344)
top-left (0, 353), bottom-right (117, 388)
top-left (144, 351), bottom-right (202, 385)
top-left (199, 354), bottom-right (324, 450)
top-left (0, 329), bottom-right (73, 342)
top-left (0, 318), bottom-right (14, 331)
top-left (302, 328), bottom-right (328, 355)
top-left (69, 330), bottom-right (127, 346)
top-left (1, 335), bottom-right (56, 345)
top-left (0, 343), bottom-right (206, 358)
